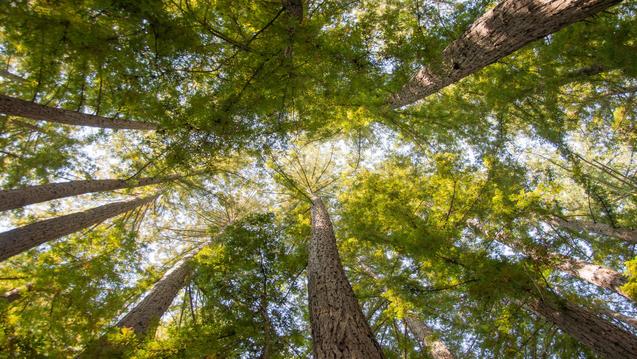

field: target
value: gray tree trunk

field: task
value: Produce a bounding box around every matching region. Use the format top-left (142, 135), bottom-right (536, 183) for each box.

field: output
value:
top-left (0, 175), bottom-right (179, 212)
top-left (116, 256), bottom-right (193, 336)
top-left (389, 0), bottom-right (622, 108)
top-left (0, 194), bottom-right (157, 262)
top-left (404, 316), bottom-right (454, 359)
top-left (307, 197), bottom-right (385, 358)
top-left (0, 94), bottom-right (157, 130)
top-left (551, 217), bottom-right (637, 243)
top-left (529, 294), bottom-right (637, 358)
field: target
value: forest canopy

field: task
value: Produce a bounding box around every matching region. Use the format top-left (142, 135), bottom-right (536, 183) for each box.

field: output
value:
top-left (1, 0), bottom-right (637, 358)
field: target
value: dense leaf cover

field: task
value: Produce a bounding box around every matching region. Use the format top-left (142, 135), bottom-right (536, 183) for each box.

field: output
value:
top-left (1, 0), bottom-right (637, 357)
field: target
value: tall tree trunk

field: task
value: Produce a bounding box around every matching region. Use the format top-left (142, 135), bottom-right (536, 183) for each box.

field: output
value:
top-left (0, 194), bottom-right (157, 262)
top-left (307, 197), bottom-right (385, 358)
top-left (78, 255), bottom-right (194, 358)
top-left (470, 220), bottom-right (632, 301)
top-left (116, 256), bottom-right (193, 336)
top-left (550, 217), bottom-right (637, 243)
top-left (0, 175), bottom-right (180, 212)
top-left (0, 94), bottom-right (157, 130)
top-left (551, 253), bottom-right (632, 301)
top-left (388, 0), bottom-right (622, 108)
top-left (404, 315), bottom-right (455, 359)
top-left (529, 293), bottom-right (637, 358)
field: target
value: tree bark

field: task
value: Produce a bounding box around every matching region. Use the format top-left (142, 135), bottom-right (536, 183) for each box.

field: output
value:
top-left (116, 256), bottom-right (193, 336)
top-left (1, 284), bottom-right (32, 303)
top-left (0, 94), bottom-right (157, 130)
top-left (529, 294), bottom-right (637, 358)
top-left (603, 308), bottom-right (637, 331)
top-left (404, 315), bottom-right (455, 359)
top-left (0, 175), bottom-right (179, 212)
top-left (307, 197), bottom-right (385, 358)
top-left (551, 217), bottom-right (637, 244)
top-left (388, 0), bottom-right (622, 108)
top-left (551, 253), bottom-right (632, 301)
top-left (0, 194), bottom-right (157, 262)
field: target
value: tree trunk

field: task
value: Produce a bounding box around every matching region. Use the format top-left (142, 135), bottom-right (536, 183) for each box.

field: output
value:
top-left (529, 294), bottom-right (637, 358)
top-left (78, 255), bottom-right (194, 358)
top-left (0, 94), bottom-right (157, 130)
top-left (0, 194), bottom-right (157, 262)
top-left (551, 217), bottom-right (637, 244)
top-left (404, 316), bottom-right (454, 359)
top-left (551, 253), bottom-right (632, 301)
top-left (388, 0), bottom-right (622, 108)
top-left (603, 308), bottom-right (637, 331)
top-left (307, 197), bottom-right (385, 358)
top-left (0, 175), bottom-right (179, 212)
top-left (1, 284), bottom-right (31, 303)
top-left (116, 256), bottom-right (193, 336)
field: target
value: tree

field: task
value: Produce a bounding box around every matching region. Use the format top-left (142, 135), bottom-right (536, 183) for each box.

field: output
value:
top-left (0, 94), bottom-right (157, 130)
top-left (1, 0), bottom-right (637, 357)
top-left (0, 175), bottom-right (182, 212)
top-left (308, 197), bottom-right (384, 358)
top-left (389, 0), bottom-right (623, 108)
top-left (0, 194), bottom-right (158, 261)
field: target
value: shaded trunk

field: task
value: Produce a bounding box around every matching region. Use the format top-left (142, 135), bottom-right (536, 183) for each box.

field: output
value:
top-left (0, 175), bottom-right (179, 212)
top-left (404, 316), bottom-right (454, 359)
top-left (389, 0), bottom-right (621, 108)
top-left (529, 294), bottom-right (637, 358)
top-left (308, 197), bottom-right (385, 358)
top-left (0, 94), bottom-right (157, 130)
top-left (117, 256), bottom-right (193, 336)
top-left (551, 217), bottom-right (637, 244)
top-left (0, 194), bottom-right (157, 262)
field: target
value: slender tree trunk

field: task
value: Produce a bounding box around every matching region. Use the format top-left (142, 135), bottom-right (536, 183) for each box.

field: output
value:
top-left (470, 220), bottom-right (632, 300)
top-left (529, 293), bottom-right (637, 358)
top-left (116, 256), bottom-right (193, 336)
top-left (0, 94), bottom-right (157, 130)
top-left (550, 217), bottom-right (637, 243)
top-left (404, 315), bottom-right (455, 359)
top-left (389, 0), bottom-right (622, 108)
top-left (1, 284), bottom-right (31, 303)
top-left (603, 308), bottom-right (637, 331)
top-left (551, 253), bottom-right (632, 301)
top-left (78, 255), bottom-right (194, 358)
top-left (307, 197), bottom-right (385, 358)
top-left (0, 175), bottom-right (179, 212)
top-left (0, 194), bottom-right (157, 262)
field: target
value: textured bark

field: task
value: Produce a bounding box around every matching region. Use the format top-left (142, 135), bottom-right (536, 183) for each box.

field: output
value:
top-left (389, 0), bottom-right (622, 108)
top-left (551, 218), bottom-right (637, 243)
top-left (117, 257), bottom-right (193, 336)
top-left (0, 175), bottom-right (179, 212)
top-left (0, 94), bottom-right (157, 130)
top-left (404, 316), bottom-right (455, 359)
top-left (0, 194), bottom-right (157, 262)
top-left (529, 294), bottom-right (637, 358)
top-left (470, 220), bottom-right (631, 300)
top-left (0, 176), bottom-right (182, 211)
top-left (552, 253), bottom-right (631, 300)
top-left (282, 0), bottom-right (303, 22)
top-left (308, 197), bottom-right (385, 358)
